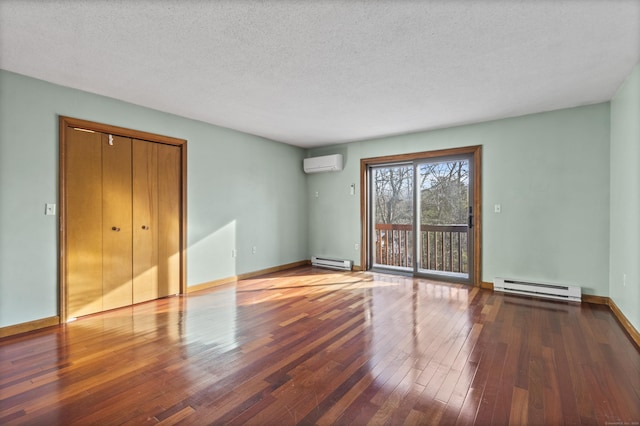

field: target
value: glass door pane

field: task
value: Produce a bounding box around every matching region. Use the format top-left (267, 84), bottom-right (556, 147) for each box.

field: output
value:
top-left (371, 164), bottom-right (414, 271)
top-left (416, 158), bottom-right (470, 279)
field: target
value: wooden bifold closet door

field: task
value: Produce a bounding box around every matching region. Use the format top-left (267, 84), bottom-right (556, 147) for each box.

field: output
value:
top-left (132, 139), bottom-right (181, 303)
top-left (63, 121), bottom-right (184, 319)
top-left (102, 134), bottom-right (133, 311)
top-left (132, 139), bottom-right (158, 305)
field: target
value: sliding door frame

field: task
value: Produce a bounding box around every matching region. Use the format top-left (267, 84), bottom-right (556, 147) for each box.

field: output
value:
top-left (58, 116), bottom-right (188, 322)
top-left (360, 145), bottom-right (482, 286)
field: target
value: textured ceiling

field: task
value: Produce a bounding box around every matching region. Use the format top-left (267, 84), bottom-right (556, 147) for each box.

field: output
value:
top-left (1, 1), bottom-right (639, 148)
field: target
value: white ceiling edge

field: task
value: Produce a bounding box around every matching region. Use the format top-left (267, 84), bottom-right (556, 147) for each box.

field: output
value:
top-left (1, 0), bottom-right (639, 148)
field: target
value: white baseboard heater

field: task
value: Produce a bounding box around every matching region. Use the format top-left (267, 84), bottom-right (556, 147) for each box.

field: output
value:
top-left (311, 256), bottom-right (353, 271)
top-left (494, 277), bottom-right (581, 302)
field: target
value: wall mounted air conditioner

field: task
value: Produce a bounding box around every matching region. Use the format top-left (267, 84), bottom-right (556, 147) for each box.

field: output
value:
top-left (303, 154), bottom-right (343, 174)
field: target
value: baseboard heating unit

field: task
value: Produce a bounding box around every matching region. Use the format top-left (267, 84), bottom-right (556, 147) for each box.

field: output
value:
top-left (493, 277), bottom-right (581, 302)
top-left (311, 256), bottom-right (353, 271)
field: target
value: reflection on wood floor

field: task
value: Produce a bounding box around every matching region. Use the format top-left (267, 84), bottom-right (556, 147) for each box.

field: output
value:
top-left (1, 267), bottom-right (639, 425)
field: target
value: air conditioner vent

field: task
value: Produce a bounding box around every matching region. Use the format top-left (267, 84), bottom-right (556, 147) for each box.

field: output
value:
top-left (303, 154), bottom-right (343, 174)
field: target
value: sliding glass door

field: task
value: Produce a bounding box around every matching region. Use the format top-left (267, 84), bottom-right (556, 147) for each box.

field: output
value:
top-left (368, 151), bottom-right (476, 283)
top-left (416, 158), bottom-right (471, 279)
top-left (371, 164), bottom-right (414, 272)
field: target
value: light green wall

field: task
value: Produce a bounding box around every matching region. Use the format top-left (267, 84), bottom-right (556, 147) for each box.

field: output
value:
top-left (308, 104), bottom-right (611, 296)
top-left (610, 63), bottom-right (640, 332)
top-left (0, 70), bottom-right (308, 328)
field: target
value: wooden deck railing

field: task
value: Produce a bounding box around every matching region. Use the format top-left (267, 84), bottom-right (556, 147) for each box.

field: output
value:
top-left (374, 223), bottom-right (468, 273)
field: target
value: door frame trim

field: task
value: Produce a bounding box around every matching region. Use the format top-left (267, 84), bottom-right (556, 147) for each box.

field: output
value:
top-left (59, 116), bottom-right (188, 322)
top-left (360, 145), bottom-right (482, 286)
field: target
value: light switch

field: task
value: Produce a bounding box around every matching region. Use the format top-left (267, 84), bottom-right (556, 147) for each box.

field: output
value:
top-left (45, 203), bottom-right (56, 215)
top-left (494, 204), bottom-right (501, 213)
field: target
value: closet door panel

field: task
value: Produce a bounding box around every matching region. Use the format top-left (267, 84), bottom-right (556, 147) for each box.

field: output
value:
top-left (102, 135), bottom-right (133, 310)
top-left (132, 139), bottom-right (159, 304)
top-left (66, 128), bottom-right (103, 318)
top-left (157, 144), bottom-right (181, 297)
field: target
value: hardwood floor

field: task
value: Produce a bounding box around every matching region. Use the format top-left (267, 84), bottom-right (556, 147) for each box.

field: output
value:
top-left (1, 267), bottom-right (639, 425)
